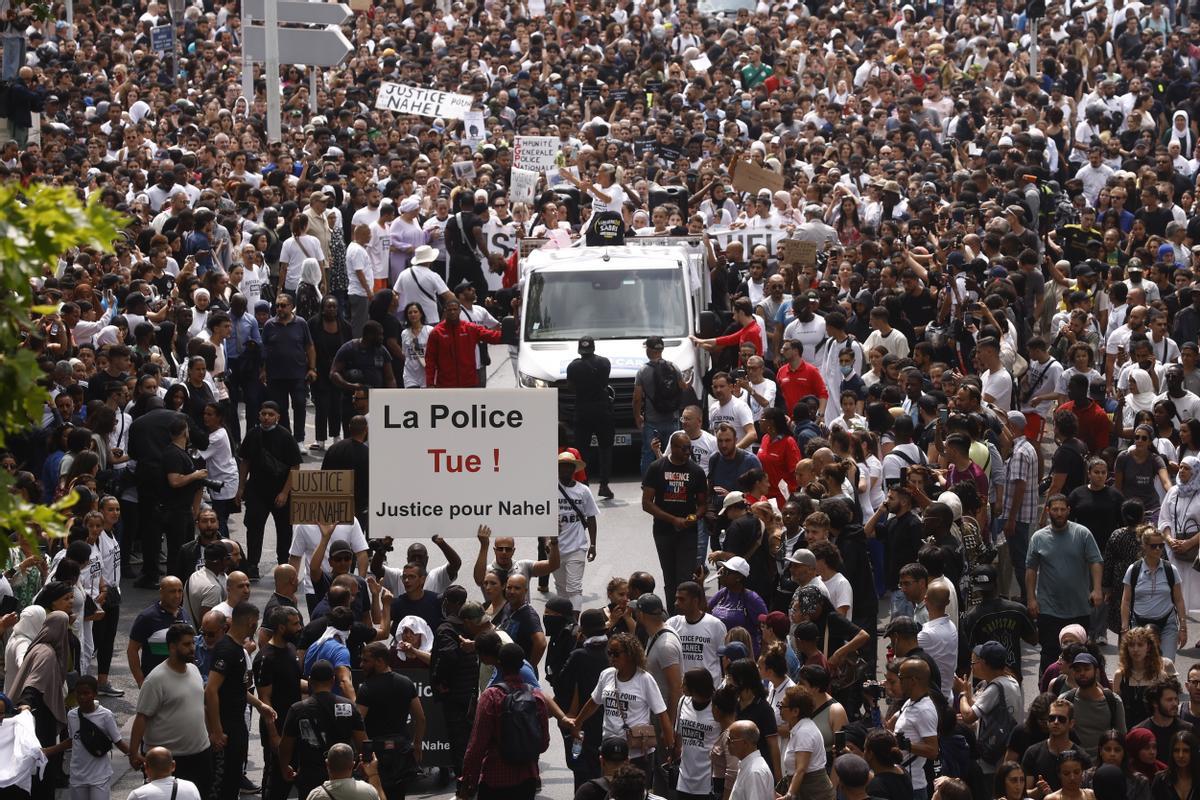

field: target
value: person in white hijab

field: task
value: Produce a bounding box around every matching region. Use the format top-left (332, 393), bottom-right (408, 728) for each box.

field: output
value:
top-left (3, 606), bottom-right (46, 694)
top-left (1164, 455), bottom-right (1200, 616)
top-left (1124, 368), bottom-right (1159, 426)
top-left (391, 615), bottom-right (433, 668)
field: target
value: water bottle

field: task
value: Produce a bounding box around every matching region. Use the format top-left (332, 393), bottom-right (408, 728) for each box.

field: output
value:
top-left (571, 737), bottom-right (583, 760)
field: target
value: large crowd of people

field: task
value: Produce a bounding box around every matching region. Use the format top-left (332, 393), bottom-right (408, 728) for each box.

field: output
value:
top-left (3, 0), bottom-right (1200, 796)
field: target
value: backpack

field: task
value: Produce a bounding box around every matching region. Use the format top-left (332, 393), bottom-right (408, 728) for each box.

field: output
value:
top-left (1062, 687), bottom-right (1121, 729)
top-left (498, 682), bottom-right (543, 763)
top-left (1127, 559), bottom-right (1177, 626)
top-left (976, 680), bottom-right (1018, 763)
top-left (646, 360), bottom-right (682, 415)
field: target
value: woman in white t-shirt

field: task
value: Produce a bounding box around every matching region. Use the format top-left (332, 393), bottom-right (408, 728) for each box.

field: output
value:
top-left (779, 688), bottom-right (835, 800)
top-left (569, 633), bottom-right (673, 771)
top-left (399, 302), bottom-right (430, 388)
top-left (675, 668), bottom-right (722, 800)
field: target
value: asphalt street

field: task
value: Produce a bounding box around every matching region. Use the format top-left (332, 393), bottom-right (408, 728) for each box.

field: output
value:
top-left (101, 344), bottom-right (1198, 799)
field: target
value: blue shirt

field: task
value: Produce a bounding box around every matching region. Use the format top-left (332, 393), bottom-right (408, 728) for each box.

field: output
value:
top-left (707, 449), bottom-right (762, 494)
top-left (225, 311), bottom-right (261, 360)
top-left (486, 660), bottom-right (541, 689)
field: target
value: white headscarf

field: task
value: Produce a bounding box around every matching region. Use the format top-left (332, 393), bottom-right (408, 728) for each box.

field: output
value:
top-left (1126, 369), bottom-right (1158, 415)
top-left (393, 615), bottom-right (434, 661)
top-left (1178, 456), bottom-right (1200, 498)
top-left (299, 257), bottom-right (324, 301)
top-left (3, 606), bottom-right (46, 693)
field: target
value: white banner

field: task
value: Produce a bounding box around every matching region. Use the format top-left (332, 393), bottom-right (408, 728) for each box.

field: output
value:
top-left (512, 135), bottom-right (560, 173)
top-left (368, 389), bottom-right (559, 537)
top-left (509, 167), bottom-right (540, 206)
top-left (375, 83), bottom-right (473, 120)
top-left (708, 225), bottom-right (789, 258)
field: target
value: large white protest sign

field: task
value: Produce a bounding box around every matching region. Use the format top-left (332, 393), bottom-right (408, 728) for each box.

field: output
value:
top-left (513, 136), bottom-right (560, 173)
top-left (375, 83), bottom-right (473, 120)
top-left (369, 389), bottom-right (558, 537)
top-left (708, 225), bottom-right (789, 259)
top-left (509, 167), bottom-right (540, 206)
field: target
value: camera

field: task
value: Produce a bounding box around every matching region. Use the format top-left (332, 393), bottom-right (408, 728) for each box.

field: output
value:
top-left (862, 680), bottom-right (886, 700)
top-left (367, 538), bottom-right (394, 555)
top-left (732, 368), bottom-right (747, 380)
top-left (192, 455), bottom-right (224, 493)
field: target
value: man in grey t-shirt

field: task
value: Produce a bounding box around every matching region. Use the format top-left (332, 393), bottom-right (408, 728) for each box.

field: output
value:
top-left (635, 593), bottom-right (683, 721)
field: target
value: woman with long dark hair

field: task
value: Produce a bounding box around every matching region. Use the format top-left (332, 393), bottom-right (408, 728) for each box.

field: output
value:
top-left (1151, 730), bottom-right (1197, 800)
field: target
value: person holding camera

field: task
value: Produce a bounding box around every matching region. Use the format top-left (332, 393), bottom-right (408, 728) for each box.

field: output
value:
top-left (891, 658), bottom-right (941, 800)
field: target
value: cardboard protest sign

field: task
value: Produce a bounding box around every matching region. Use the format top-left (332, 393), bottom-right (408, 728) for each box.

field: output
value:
top-left (375, 83), bottom-right (473, 120)
top-left (730, 156), bottom-right (785, 195)
top-left (512, 136), bottom-right (560, 173)
top-left (369, 390), bottom-right (558, 537)
top-left (780, 239), bottom-right (818, 266)
top-left (290, 470), bottom-right (355, 525)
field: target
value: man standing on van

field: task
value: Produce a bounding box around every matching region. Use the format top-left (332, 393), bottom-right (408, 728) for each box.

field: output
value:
top-left (634, 336), bottom-right (688, 475)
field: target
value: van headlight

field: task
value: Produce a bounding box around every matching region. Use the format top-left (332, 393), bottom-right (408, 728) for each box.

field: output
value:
top-left (519, 372), bottom-right (552, 388)
top-left (681, 367), bottom-right (694, 386)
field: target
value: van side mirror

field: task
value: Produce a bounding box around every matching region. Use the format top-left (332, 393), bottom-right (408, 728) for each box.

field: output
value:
top-left (698, 310), bottom-right (722, 339)
top-left (500, 316), bottom-right (518, 346)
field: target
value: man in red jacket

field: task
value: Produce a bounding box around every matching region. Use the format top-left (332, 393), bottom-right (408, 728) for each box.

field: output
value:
top-left (425, 298), bottom-right (504, 388)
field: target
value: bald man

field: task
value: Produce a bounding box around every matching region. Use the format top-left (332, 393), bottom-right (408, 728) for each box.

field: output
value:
top-left (917, 584), bottom-right (957, 701)
top-left (471, 523), bottom-right (559, 588)
top-left (642, 430), bottom-right (708, 603)
top-left (127, 576), bottom-right (187, 687)
top-left (728, 721), bottom-right (773, 800)
top-left (896, 659), bottom-right (941, 800)
top-left (127, 747), bottom-right (203, 800)
top-left (258, 563), bottom-right (301, 652)
top-left (212, 571), bottom-right (251, 620)
top-left (493, 575), bottom-right (547, 672)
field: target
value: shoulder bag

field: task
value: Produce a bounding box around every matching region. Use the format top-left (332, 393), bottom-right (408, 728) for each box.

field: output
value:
top-left (615, 674), bottom-right (658, 752)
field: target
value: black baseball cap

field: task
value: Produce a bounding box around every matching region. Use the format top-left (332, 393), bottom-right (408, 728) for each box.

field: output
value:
top-left (644, 336), bottom-right (665, 350)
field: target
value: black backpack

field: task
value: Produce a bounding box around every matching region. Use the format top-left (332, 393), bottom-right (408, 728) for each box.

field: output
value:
top-left (647, 360), bottom-right (682, 415)
top-left (498, 682), bottom-right (543, 763)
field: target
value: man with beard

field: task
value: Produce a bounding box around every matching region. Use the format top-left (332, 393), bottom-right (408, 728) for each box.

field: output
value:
top-left (1061, 652), bottom-right (1126, 758)
top-left (1026, 495), bottom-right (1103, 676)
top-left (355, 641), bottom-right (425, 800)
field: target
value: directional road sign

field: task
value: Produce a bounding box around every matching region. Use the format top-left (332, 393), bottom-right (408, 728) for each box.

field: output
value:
top-left (243, 24), bottom-right (353, 67)
top-left (150, 25), bottom-right (173, 53)
top-left (243, 0), bottom-right (352, 26)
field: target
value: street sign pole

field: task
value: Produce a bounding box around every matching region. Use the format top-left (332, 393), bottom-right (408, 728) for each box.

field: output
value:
top-left (310, 69), bottom-right (318, 113)
top-left (265, 0), bottom-right (281, 143)
top-left (167, 0), bottom-right (185, 94)
top-left (242, 0), bottom-right (253, 107)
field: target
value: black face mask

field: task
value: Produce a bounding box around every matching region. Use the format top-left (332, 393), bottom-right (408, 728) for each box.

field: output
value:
top-left (543, 614), bottom-right (569, 640)
top-left (474, 202), bottom-right (488, 214)
top-left (796, 308), bottom-right (814, 322)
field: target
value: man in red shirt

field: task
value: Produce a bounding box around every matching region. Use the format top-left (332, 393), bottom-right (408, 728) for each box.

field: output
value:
top-left (691, 297), bottom-right (762, 356)
top-left (425, 298), bottom-right (504, 388)
top-left (776, 338), bottom-right (829, 416)
top-left (1057, 373), bottom-right (1111, 454)
top-left (457, 642), bottom-right (550, 799)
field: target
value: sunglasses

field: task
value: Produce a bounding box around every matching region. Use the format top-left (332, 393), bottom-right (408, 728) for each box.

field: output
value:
top-left (1048, 714), bottom-right (1069, 723)
top-left (1135, 435), bottom-right (1151, 441)
top-left (1147, 542), bottom-right (1165, 549)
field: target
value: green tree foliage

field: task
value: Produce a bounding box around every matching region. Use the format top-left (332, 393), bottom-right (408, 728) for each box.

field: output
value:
top-left (0, 184), bottom-right (125, 565)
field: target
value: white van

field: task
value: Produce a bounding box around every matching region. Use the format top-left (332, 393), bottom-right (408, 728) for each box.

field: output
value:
top-left (503, 241), bottom-right (719, 447)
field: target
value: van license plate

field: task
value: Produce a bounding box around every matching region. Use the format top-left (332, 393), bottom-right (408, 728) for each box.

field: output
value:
top-left (590, 434), bottom-right (632, 446)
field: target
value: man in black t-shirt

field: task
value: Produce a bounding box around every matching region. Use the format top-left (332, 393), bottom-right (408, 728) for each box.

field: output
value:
top-left (237, 402), bottom-right (303, 577)
top-left (957, 567), bottom-right (1038, 679)
top-left (642, 431), bottom-right (708, 605)
top-left (162, 416), bottom-right (207, 582)
top-left (206, 602), bottom-right (264, 800)
top-left (279, 659), bottom-right (367, 800)
top-left (567, 336), bottom-right (615, 498)
top-left (298, 583), bottom-right (387, 669)
top-left (356, 641), bottom-right (424, 799)
top-left (253, 605), bottom-right (303, 800)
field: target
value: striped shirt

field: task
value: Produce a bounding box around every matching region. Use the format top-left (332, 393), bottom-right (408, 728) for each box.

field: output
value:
top-left (1004, 436), bottom-right (1040, 524)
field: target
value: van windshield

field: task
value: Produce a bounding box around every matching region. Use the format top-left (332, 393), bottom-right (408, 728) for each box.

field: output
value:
top-left (524, 268), bottom-right (689, 341)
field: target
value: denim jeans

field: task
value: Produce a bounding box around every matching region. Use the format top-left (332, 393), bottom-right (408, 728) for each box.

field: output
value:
top-left (640, 418), bottom-right (679, 475)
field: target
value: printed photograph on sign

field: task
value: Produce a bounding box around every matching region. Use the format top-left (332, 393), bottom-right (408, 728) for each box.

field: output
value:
top-left (368, 389), bottom-right (559, 537)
